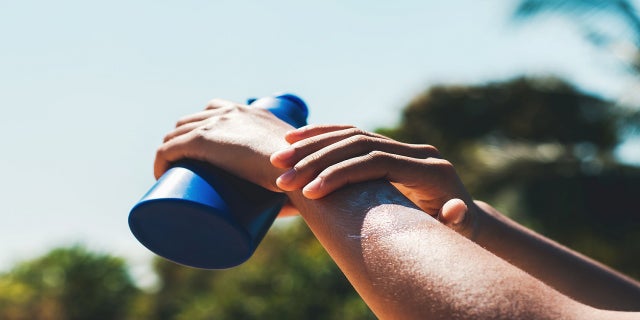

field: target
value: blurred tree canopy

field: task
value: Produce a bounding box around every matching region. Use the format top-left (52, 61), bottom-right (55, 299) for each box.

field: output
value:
top-left (0, 246), bottom-right (137, 320)
top-left (137, 222), bottom-right (373, 320)
top-left (514, 0), bottom-right (640, 74)
top-left (1, 76), bottom-right (637, 319)
top-left (2, 2), bottom-right (639, 319)
top-left (379, 76), bottom-right (640, 279)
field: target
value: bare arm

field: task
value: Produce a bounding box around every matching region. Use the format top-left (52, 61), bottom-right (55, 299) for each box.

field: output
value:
top-left (155, 108), bottom-right (638, 319)
top-left (472, 200), bottom-right (640, 311)
top-left (284, 181), bottom-right (634, 319)
top-left (272, 124), bottom-right (640, 311)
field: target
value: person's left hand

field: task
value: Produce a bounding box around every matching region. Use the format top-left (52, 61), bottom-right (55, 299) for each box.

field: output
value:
top-left (269, 124), bottom-right (476, 232)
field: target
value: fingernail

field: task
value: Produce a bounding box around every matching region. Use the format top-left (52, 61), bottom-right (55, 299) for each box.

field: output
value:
top-left (451, 210), bottom-right (466, 225)
top-left (277, 169), bottom-right (296, 186)
top-left (450, 201), bottom-right (468, 225)
top-left (303, 177), bottom-right (322, 194)
top-left (272, 148), bottom-right (295, 161)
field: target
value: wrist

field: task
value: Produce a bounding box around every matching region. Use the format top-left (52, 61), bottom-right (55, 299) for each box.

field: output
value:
top-left (470, 200), bottom-right (512, 247)
top-left (449, 200), bottom-right (483, 241)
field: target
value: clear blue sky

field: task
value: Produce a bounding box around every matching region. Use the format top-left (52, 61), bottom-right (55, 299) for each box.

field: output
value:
top-left (1, 0), bottom-right (638, 283)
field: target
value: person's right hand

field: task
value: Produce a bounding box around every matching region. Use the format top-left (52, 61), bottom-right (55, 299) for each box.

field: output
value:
top-left (270, 125), bottom-right (478, 235)
top-left (154, 98), bottom-right (293, 192)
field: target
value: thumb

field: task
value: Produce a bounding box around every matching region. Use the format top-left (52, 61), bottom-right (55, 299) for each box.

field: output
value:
top-left (437, 198), bottom-right (467, 227)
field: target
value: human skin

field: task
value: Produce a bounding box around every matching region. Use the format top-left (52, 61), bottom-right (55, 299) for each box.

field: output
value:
top-left (270, 125), bottom-right (472, 230)
top-left (154, 99), bottom-right (640, 319)
top-left (271, 124), bottom-right (640, 311)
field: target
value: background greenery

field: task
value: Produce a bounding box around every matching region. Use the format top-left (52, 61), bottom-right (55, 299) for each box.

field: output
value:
top-left (1, 1), bottom-right (639, 319)
top-left (1, 75), bottom-right (637, 319)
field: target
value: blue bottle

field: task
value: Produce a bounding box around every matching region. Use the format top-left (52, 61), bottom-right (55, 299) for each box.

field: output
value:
top-left (129, 94), bottom-right (308, 269)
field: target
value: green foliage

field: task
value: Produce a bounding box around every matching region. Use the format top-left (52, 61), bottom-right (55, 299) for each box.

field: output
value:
top-left (384, 77), bottom-right (626, 160)
top-left (379, 76), bottom-right (640, 279)
top-left (514, 0), bottom-right (640, 73)
top-left (140, 221), bottom-right (375, 319)
top-left (2, 77), bottom-right (638, 319)
top-left (0, 245), bottom-right (138, 320)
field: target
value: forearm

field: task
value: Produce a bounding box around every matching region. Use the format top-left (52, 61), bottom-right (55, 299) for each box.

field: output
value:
top-left (285, 181), bottom-right (600, 319)
top-left (156, 105), bottom-right (636, 316)
top-left (473, 201), bottom-right (640, 311)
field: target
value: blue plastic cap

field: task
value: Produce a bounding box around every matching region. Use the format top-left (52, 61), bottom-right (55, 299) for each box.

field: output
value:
top-left (249, 93), bottom-right (309, 128)
top-left (129, 165), bottom-right (253, 269)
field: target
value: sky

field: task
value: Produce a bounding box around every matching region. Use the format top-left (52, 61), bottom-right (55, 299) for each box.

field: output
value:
top-left (1, 0), bottom-right (639, 285)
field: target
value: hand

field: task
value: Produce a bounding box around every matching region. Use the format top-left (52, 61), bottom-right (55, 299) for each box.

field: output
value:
top-left (154, 98), bottom-right (293, 192)
top-left (270, 125), bottom-right (477, 234)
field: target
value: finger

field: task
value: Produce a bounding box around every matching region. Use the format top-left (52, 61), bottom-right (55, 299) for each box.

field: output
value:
top-left (164, 121), bottom-right (204, 143)
top-left (276, 137), bottom-right (441, 190)
top-left (174, 110), bottom-right (216, 128)
top-left (176, 100), bottom-right (249, 128)
top-left (153, 130), bottom-right (201, 179)
top-left (273, 129), bottom-right (357, 168)
top-left (272, 127), bottom-right (411, 168)
top-left (173, 99), bottom-right (241, 128)
top-left (297, 152), bottom-right (446, 199)
top-left (285, 124), bottom-right (357, 143)
top-left (437, 198), bottom-right (467, 226)
top-left (285, 124), bottom-right (392, 144)
top-left (204, 98), bottom-right (239, 110)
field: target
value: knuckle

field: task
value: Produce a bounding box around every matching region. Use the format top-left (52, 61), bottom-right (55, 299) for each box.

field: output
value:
top-left (345, 133), bottom-right (375, 147)
top-left (175, 115), bottom-right (191, 127)
top-left (367, 150), bottom-right (387, 159)
top-left (345, 127), bottom-right (368, 137)
top-left (194, 125), bottom-right (212, 138)
top-left (206, 98), bottom-right (243, 111)
top-left (216, 106), bottom-right (235, 115)
top-left (366, 150), bottom-right (393, 166)
top-left (337, 124), bottom-right (357, 131)
top-left (205, 98), bottom-right (227, 109)
top-left (415, 144), bottom-right (441, 158)
top-left (433, 159), bottom-right (456, 173)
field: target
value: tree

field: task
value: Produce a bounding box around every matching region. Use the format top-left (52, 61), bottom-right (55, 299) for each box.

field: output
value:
top-left (142, 221), bottom-right (375, 320)
top-left (0, 245), bottom-right (138, 320)
top-left (3, 77), bottom-right (636, 319)
top-left (378, 76), bottom-right (640, 279)
top-left (514, 0), bottom-right (640, 74)
top-left (139, 77), bottom-right (638, 319)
